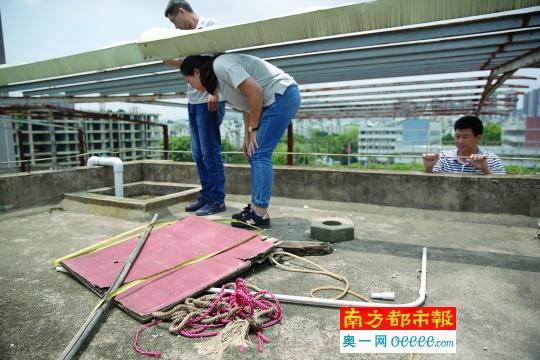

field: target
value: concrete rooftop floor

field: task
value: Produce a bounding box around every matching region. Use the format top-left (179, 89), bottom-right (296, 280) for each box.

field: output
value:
top-left (1, 194), bottom-right (539, 360)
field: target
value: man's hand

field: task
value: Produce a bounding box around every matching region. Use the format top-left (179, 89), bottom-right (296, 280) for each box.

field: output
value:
top-left (207, 93), bottom-right (219, 112)
top-left (242, 136), bottom-right (250, 161)
top-left (163, 58), bottom-right (182, 69)
top-left (468, 154), bottom-right (491, 174)
top-left (422, 153), bottom-right (439, 173)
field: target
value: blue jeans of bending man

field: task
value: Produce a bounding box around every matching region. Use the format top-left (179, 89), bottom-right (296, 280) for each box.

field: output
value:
top-left (250, 85), bottom-right (301, 209)
top-left (188, 102), bottom-right (226, 205)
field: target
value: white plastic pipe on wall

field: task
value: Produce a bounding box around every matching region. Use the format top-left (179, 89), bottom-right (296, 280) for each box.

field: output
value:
top-left (209, 247), bottom-right (428, 308)
top-left (87, 156), bottom-right (124, 198)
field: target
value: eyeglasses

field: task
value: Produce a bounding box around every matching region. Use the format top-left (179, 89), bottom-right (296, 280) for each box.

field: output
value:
top-left (168, 9), bottom-right (180, 24)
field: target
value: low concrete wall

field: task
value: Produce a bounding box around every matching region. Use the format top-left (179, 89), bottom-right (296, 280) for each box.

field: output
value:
top-left (140, 161), bottom-right (252, 197)
top-left (2, 160), bottom-right (539, 217)
top-left (142, 161), bottom-right (540, 217)
top-left (0, 162), bottom-right (142, 211)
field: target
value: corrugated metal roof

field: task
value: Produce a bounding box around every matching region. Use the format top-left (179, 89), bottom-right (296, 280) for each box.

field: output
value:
top-left (0, 0), bottom-right (539, 85)
top-left (0, 0), bottom-right (539, 118)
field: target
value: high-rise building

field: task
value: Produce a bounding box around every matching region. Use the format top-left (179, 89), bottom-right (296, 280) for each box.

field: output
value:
top-left (503, 88), bottom-right (540, 150)
top-left (400, 118), bottom-right (442, 151)
top-left (502, 117), bottom-right (540, 149)
top-left (0, 116), bottom-right (15, 170)
top-left (358, 124), bottom-right (402, 153)
top-left (524, 117), bottom-right (540, 148)
top-left (357, 119), bottom-right (442, 154)
top-left (524, 88), bottom-right (539, 117)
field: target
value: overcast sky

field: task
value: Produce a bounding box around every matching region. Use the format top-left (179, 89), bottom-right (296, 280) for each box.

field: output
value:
top-left (1, 0), bottom-right (359, 119)
top-left (1, 0), bottom-right (538, 120)
top-left (2, 0), bottom-right (357, 64)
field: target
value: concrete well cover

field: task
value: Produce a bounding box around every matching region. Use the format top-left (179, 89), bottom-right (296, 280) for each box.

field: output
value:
top-left (311, 217), bottom-right (354, 243)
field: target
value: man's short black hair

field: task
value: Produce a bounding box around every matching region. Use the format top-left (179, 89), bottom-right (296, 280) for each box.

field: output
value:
top-left (454, 115), bottom-right (484, 136)
top-left (164, 0), bottom-right (193, 17)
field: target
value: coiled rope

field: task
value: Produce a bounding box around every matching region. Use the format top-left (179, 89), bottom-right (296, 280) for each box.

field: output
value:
top-left (134, 278), bottom-right (282, 359)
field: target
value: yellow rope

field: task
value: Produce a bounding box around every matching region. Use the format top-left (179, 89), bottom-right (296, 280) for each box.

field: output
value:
top-left (52, 219), bottom-right (176, 267)
top-left (53, 217), bottom-right (262, 268)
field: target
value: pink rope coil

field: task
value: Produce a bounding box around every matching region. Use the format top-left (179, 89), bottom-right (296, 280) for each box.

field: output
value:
top-left (134, 278), bottom-right (282, 357)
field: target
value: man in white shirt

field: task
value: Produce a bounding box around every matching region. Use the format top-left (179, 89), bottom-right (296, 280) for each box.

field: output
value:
top-left (164, 0), bottom-right (227, 215)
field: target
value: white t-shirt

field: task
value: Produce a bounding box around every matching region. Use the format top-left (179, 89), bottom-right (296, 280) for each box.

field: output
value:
top-left (187, 16), bottom-right (218, 104)
top-left (212, 54), bottom-right (296, 112)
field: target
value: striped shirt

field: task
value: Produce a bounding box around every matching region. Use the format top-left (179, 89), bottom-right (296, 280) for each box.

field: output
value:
top-left (433, 148), bottom-right (506, 175)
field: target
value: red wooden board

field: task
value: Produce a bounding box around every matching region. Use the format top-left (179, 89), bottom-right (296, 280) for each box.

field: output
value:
top-left (62, 216), bottom-right (273, 321)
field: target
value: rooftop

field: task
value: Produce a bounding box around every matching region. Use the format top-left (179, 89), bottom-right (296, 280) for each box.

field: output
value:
top-left (1, 167), bottom-right (539, 359)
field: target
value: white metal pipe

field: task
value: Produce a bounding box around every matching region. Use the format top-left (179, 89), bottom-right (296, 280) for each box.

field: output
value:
top-left (208, 247), bottom-right (427, 308)
top-left (87, 156), bottom-right (124, 197)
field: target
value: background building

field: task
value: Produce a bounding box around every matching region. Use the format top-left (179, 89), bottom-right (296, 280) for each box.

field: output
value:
top-left (502, 88), bottom-right (540, 162)
top-left (399, 118), bottom-right (442, 152)
top-left (1, 107), bottom-right (162, 170)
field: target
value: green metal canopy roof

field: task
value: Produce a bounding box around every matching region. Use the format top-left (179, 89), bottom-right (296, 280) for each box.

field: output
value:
top-left (1, 0), bottom-right (539, 86)
top-left (0, 0), bottom-right (540, 118)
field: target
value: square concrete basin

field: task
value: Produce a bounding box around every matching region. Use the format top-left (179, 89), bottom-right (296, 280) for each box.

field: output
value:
top-left (64, 181), bottom-right (200, 211)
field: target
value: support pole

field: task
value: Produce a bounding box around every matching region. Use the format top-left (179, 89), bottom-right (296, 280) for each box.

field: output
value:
top-left (287, 122), bottom-right (293, 166)
top-left (78, 128), bottom-right (86, 167)
top-left (475, 70), bottom-right (517, 116)
top-left (58, 214), bottom-right (159, 360)
top-left (0, 8), bottom-right (5, 65)
top-left (17, 130), bottom-right (26, 172)
top-left (162, 125), bottom-right (169, 160)
top-left (476, 47), bottom-right (540, 116)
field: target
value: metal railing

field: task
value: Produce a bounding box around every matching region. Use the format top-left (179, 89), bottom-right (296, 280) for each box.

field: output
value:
top-left (1, 147), bottom-right (538, 176)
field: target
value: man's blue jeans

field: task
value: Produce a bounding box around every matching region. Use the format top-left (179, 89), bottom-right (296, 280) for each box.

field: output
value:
top-left (251, 85), bottom-right (301, 208)
top-left (188, 102), bottom-right (226, 204)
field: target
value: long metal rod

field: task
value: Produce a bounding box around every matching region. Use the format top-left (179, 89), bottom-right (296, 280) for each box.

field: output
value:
top-left (58, 213), bottom-right (159, 360)
top-left (475, 69), bottom-right (518, 115)
top-left (208, 247), bottom-right (428, 308)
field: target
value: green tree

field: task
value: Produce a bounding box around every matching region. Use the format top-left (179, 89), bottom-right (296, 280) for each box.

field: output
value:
top-left (168, 136), bottom-right (246, 164)
top-left (482, 123), bottom-right (501, 145)
top-left (221, 138), bottom-right (244, 164)
top-left (169, 136), bottom-right (192, 161)
top-left (442, 133), bottom-right (454, 145)
top-left (273, 141), bottom-right (288, 165)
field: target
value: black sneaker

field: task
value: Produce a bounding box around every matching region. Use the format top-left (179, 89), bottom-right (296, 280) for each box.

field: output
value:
top-left (231, 209), bottom-right (270, 229)
top-left (232, 204), bottom-right (252, 220)
top-left (185, 198), bottom-right (207, 212)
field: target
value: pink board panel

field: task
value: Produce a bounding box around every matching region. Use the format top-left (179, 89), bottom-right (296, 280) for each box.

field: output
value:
top-left (62, 216), bottom-right (274, 320)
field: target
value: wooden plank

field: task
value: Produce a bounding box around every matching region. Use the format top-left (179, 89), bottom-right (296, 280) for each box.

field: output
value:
top-left (62, 216), bottom-right (274, 322)
top-left (275, 240), bottom-right (334, 256)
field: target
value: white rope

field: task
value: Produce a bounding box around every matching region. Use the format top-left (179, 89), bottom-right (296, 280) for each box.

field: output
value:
top-left (268, 250), bottom-right (371, 302)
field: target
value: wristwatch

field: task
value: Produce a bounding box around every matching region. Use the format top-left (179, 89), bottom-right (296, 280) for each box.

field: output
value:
top-left (248, 126), bottom-right (259, 132)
